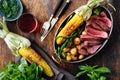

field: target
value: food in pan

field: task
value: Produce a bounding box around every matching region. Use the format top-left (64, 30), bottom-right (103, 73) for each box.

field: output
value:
top-left (54, 0), bottom-right (112, 62)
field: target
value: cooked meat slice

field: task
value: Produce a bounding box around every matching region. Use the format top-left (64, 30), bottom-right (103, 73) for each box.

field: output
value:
top-left (87, 44), bottom-right (101, 54)
top-left (85, 27), bottom-right (108, 38)
top-left (100, 11), bottom-right (107, 17)
top-left (80, 34), bottom-right (102, 41)
top-left (78, 48), bottom-right (88, 55)
top-left (86, 20), bottom-right (103, 31)
top-left (95, 19), bottom-right (110, 31)
top-left (83, 40), bottom-right (101, 47)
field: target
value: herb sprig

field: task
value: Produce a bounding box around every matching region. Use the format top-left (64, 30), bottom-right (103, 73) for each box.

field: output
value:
top-left (75, 65), bottom-right (111, 80)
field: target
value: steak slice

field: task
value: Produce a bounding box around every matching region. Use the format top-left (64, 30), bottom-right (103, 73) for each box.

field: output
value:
top-left (90, 14), bottom-right (112, 28)
top-left (100, 11), bottom-right (107, 17)
top-left (86, 20), bottom-right (103, 31)
top-left (95, 19), bottom-right (110, 31)
top-left (83, 40), bottom-right (101, 47)
top-left (78, 48), bottom-right (88, 55)
top-left (85, 27), bottom-right (108, 38)
top-left (80, 34), bottom-right (102, 41)
top-left (87, 44), bottom-right (101, 54)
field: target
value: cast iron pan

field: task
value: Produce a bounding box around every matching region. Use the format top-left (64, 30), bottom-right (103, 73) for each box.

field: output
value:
top-left (53, 6), bottom-right (113, 63)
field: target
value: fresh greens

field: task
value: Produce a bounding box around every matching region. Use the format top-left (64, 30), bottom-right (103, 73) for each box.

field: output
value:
top-left (0, 0), bottom-right (19, 18)
top-left (93, 7), bottom-right (102, 16)
top-left (75, 65), bottom-right (111, 80)
top-left (0, 58), bottom-right (46, 80)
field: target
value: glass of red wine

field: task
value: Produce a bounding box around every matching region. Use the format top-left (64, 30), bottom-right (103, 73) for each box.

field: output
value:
top-left (17, 13), bottom-right (41, 33)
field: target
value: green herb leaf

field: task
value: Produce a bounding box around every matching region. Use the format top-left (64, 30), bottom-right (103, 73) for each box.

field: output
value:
top-left (2, 0), bottom-right (8, 9)
top-left (75, 70), bottom-right (87, 78)
top-left (75, 65), bottom-right (111, 80)
top-left (87, 73), bottom-right (96, 80)
top-left (99, 76), bottom-right (107, 80)
top-left (78, 65), bottom-right (97, 71)
top-left (95, 67), bottom-right (111, 73)
top-left (93, 7), bottom-right (102, 16)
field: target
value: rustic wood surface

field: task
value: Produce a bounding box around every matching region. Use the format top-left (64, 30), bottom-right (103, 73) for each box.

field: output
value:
top-left (0, 0), bottom-right (120, 80)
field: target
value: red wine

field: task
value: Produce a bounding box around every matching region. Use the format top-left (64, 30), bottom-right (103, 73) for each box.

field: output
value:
top-left (17, 13), bottom-right (41, 33)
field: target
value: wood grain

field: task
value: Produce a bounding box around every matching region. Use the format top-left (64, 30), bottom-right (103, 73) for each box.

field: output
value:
top-left (0, 0), bottom-right (120, 80)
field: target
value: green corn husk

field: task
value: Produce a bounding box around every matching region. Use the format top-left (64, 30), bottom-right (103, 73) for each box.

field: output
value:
top-left (75, 0), bottom-right (104, 20)
top-left (0, 17), bottom-right (31, 56)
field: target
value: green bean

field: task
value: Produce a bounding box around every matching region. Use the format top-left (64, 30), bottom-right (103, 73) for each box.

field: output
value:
top-left (56, 26), bottom-right (84, 57)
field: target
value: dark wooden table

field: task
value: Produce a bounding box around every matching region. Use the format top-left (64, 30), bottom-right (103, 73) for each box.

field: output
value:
top-left (0, 0), bottom-right (120, 80)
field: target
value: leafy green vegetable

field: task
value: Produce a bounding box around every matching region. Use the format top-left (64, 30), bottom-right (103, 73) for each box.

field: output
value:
top-left (75, 65), bottom-right (111, 80)
top-left (2, 0), bottom-right (8, 9)
top-left (0, 58), bottom-right (46, 80)
top-left (93, 7), bottom-right (102, 16)
top-left (0, 0), bottom-right (19, 18)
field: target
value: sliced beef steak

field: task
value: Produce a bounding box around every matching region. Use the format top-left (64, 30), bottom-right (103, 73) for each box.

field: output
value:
top-left (85, 27), bottom-right (108, 38)
top-left (87, 44), bottom-right (101, 54)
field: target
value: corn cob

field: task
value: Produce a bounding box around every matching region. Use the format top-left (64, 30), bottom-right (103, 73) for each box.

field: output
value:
top-left (56, 0), bottom-right (103, 45)
top-left (19, 47), bottom-right (54, 77)
top-left (0, 17), bottom-right (54, 77)
top-left (56, 14), bottom-right (83, 45)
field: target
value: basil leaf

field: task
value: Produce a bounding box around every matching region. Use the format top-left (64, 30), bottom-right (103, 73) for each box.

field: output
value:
top-left (99, 76), bottom-right (107, 80)
top-left (93, 7), bottom-right (102, 16)
top-left (75, 70), bottom-right (87, 78)
top-left (95, 67), bottom-right (111, 74)
top-left (78, 65), bottom-right (97, 71)
top-left (76, 65), bottom-right (111, 80)
top-left (87, 73), bottom-right (96, 80)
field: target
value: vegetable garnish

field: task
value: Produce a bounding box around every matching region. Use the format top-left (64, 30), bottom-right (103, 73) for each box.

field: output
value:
top-left (93, 7), bottom-right (102, 15)
top-left (75, 65), bottom-right (111, 80)
top-left (0, 0), bottom-right (19, 18)
top-left (0, 17), bottom-right (54, 77)
top-left (0, 58), bottom-right (46, 80)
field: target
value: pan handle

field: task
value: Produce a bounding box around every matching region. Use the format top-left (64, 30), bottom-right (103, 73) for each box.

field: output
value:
top-left (30, 41), bottom-right (76, 80)
top-left (102, 0), bottom-right (116, 14)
